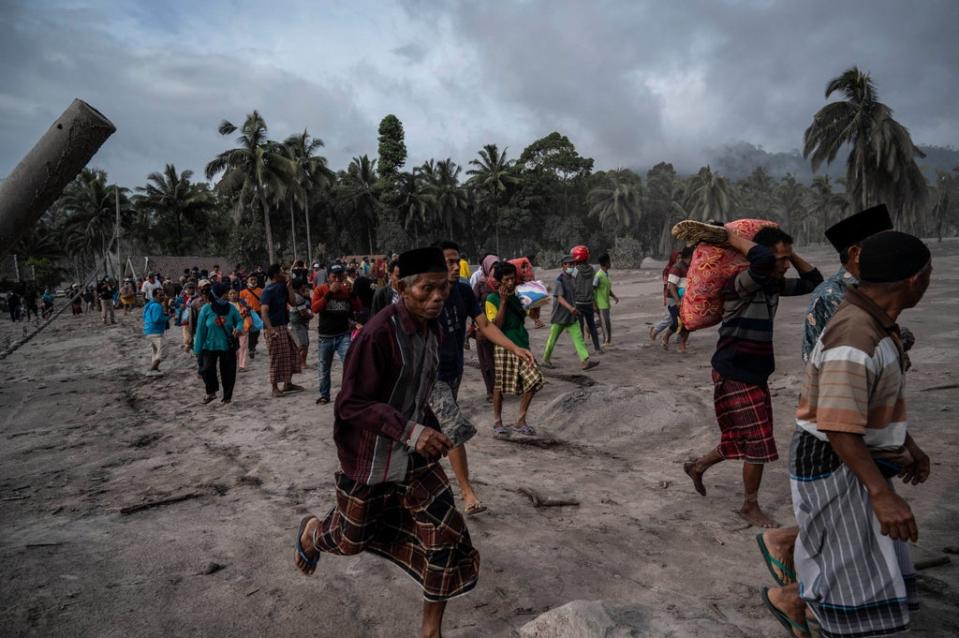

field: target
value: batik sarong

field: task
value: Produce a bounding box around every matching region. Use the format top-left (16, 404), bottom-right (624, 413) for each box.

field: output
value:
top-left (790, 429), bottom-right (918, 637)
top-left (310, 461), bottom-right (479, 602)
top-left (713, 371), bottom-right (777, 463)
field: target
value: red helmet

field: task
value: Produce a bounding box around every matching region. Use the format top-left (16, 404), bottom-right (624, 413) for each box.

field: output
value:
top-left (571, 245), bottom-right (590, 263)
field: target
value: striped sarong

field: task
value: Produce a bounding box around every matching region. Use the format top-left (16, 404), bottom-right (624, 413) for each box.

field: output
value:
top-left (713, 371), bottom-right (777, 463)
top-left (311, 461), bottom-right (479, 602)
top-left (493, 346), bottom-right (544, 396)
top-left (790, 429), bottom-right (918, 637)
top-left (266, 326), bottom-right (301, 384)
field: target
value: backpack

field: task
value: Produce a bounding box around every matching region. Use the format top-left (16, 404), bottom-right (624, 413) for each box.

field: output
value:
top-left (572, 263), bottom-right (595, 304)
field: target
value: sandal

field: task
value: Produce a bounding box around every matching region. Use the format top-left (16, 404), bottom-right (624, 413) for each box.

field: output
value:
top-left (512, 424), bottom-right (536, 436)
top-left (464, 502), bottom-right (488, 516)
top-left (581, 360), bottom-right (599, 371)
top-left (761, 587), bottom-right (810, 638)
top-left (202, 394), bottom-right (216, 404)
top-left (315, 396), bottom-right (330, 405)
top-left (493, 424), bottom-right (511, 438)
top-left (756, 533), bottom-right (796, 586)
top-left (294, 515), bottom-right (319, 572)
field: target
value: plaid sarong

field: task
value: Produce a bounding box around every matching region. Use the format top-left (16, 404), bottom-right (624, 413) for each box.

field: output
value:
top-left (266, 326), bottom-right (301, 384)
top-left (493, 346), bottom-right (545, 396)
top-left (790, 429), bottom-right (917, 637)
top-left (311, 462), bottom-right (479, 602)
top-left (712, 371), bottom-right (777, 463)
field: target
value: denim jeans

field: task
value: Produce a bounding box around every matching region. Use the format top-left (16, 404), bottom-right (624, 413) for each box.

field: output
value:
top-left (318, 333), bottom-right (351, 399)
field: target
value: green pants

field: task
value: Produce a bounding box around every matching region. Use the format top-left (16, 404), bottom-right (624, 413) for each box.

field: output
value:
top-left (543, 322), bottom-right (589, 363)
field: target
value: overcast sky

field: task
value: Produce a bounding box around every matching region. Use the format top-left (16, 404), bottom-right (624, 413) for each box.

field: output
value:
top-left (2, 0), bottom-right (957, 186)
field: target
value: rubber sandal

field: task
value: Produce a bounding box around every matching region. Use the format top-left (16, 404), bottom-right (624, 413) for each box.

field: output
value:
top-left (465, 503), bottom-right (487, 516)
top-left (493, 424), bottom-right (511, 438)
top-left (761, 587), bottom-right (810, 638)
top-left (582, 360), bottom-right (599, 371)
top-left (512, 424), bottom-right (536, 436)
top-left (295, 515), bottom-right (319, 570)
top-left (315, 396), bottom-right (330, 405)
top-left (756, 533), bottom-right (796, 586)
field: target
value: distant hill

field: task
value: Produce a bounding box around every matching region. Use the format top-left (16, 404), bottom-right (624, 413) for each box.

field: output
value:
top-left (698, 142), bottom-right (959, 183)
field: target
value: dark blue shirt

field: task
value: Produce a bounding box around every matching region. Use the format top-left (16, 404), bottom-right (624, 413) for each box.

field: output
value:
top-left (437, 282), bottom-right (482, 383)
top-left (260, 282), bottom-right (290, 326)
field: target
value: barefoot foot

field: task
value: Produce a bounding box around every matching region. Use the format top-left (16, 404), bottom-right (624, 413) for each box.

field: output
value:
top-left (684, 462), bottom-right (707, 496)
top-left (739, 502), bottom-right (780, 528)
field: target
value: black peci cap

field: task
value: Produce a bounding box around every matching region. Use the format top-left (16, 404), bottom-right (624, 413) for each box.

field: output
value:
top-left (398, 247), bottom-right (447, 278)
top-left (825, 204), bottom-right (893, 253)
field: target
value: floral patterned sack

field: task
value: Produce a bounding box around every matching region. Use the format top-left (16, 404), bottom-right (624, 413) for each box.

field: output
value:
top-left (679, 218), bottom-right (777, 331)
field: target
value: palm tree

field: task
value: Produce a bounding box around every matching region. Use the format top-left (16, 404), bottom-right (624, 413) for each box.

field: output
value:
top-left (59, 168), bottom-right (132, 277)
top-left (395, 170), bottom-right (436, 244)
top-left (587, 177), bottom-right (642, 233)
top-left (645, 162), bottom-right (687, 256)
top-left (466, 144), bottom-right (521, 256)
top-left (340, 155), bottom-right (381, 254)
top-left (283, 130), bottom-right (334, 264)
top-left (686, 165), bottom-right (733, 222)
top-left (425, 159), bottom-right (467, 238)
top-left (775, 174), bottom-right (808, 238)
top-left (803, 67), bottom-right (927, 214)
top-left (135, 164), bottom-right (212, 254)
top-left (206, 111), bottom-right (293, 264)
top-left (810, 175), bottom-right (848, 240)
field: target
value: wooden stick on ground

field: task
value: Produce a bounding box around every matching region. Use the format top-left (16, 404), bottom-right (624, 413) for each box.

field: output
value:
top-left (518, 487), bottom-right (579, 508)
top-left (119, 492), bottom-right (202, 516)
top-left (919, 383), bottom-right (959, 392)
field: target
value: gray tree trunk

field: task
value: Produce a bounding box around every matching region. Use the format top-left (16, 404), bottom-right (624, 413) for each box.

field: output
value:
top-left (0, 99), bottom-right (115, 259)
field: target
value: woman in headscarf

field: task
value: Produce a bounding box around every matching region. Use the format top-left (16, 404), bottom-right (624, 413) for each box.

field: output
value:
top-left (194, 282), bottom-right (243, 404)
top-left (471, 254), bottom-right (500, 400)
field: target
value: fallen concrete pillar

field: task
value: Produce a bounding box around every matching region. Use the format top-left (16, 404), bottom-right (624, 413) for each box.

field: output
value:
top-left (0, 99), bottom-right (116, 258)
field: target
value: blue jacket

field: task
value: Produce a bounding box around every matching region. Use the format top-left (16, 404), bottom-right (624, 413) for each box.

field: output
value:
top-left (143, 300), bottom-right (168, 335)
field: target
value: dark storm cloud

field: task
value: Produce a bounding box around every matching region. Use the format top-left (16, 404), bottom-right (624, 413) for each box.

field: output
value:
top-left (446, 0), bottom-right (959, 171)
top-left (1, 0), bottom-right (957, 187)
top-left (0, 3), bottom-right (374, 185)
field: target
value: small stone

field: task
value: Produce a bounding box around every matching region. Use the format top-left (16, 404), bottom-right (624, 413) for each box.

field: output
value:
top-left (200, 562), bottom-right (226, 575)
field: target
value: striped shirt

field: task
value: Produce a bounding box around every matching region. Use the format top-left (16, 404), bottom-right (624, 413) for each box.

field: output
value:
top-left (711, 245), bottom-right (823, 385)
top-left (796, 286), bottom-right (908, 450)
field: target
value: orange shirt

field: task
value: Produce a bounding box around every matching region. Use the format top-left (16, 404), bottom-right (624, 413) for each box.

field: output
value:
top-left (240, 288), bottom-right (262, 312)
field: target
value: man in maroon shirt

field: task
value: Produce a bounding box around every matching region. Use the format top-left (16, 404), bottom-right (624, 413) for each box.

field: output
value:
top-left (293, 247), bottom-right (478, 638)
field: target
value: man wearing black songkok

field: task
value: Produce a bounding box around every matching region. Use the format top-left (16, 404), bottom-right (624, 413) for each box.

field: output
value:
top-left (801, 204), bottom-right (897, 361)
top-left (764, 231), bottom-right (932, 638)
top-left (292, 247), bottom-right (478, 638)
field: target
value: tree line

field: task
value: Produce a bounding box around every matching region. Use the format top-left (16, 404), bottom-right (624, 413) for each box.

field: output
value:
top-left (10, 67), bottom-right (959, 283)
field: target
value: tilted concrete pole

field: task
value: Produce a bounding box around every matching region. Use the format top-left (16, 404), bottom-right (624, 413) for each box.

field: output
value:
top-left (0, 99), bottom-right (116, 258)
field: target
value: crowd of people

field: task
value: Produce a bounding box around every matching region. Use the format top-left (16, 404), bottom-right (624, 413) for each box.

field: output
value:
top-left (19, 202), bottom-right (934, 638)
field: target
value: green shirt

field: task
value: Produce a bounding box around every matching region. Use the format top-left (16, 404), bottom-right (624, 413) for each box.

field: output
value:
top-left (594, 270), bottom-right (612, 310)
top-left (484, 292), bottom-right (530, 349)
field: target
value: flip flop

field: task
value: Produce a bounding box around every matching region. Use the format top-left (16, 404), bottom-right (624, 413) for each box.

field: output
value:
top-left (492, 424), bottom-right (511, 438)
top-left (284, 384), bottom-right (305, 393)
top-left (671, 219), bottom-right (729, 244)
top-left (295, 515), bottom-right (319, 570)
top-left (756, 533), bottom-right (796, 586)
top-left (581, 360), bottom-right (599, 371)
top-left (512, 424), bottom-right (536, 436)
top-left (464, 503), bottom-right (487, 516)
top-left (761, 587), bottom-right (810, 638)
top-left (315, 396), bottom-right (330, 405)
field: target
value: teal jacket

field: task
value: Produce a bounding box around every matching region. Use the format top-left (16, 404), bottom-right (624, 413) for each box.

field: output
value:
top-left (193, 303), bottom-right (242, 354)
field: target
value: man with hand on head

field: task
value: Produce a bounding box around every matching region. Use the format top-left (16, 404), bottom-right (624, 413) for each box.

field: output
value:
top-left (293, 247), bottom-right (479, 638)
